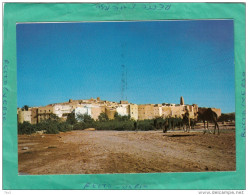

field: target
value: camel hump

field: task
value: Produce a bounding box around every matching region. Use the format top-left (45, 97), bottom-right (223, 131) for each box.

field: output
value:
top-left (207, 108), bottom-right (218, 117)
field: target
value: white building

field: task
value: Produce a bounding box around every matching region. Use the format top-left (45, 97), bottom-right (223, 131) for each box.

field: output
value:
top-left (53, 104), bottom-right (73, 119)
top-left (75, 105), bottom-right (92, 121)
top-left (116, 104), bottom-right (129, 116)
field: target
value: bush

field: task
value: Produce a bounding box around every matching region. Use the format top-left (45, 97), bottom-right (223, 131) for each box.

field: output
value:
top-left (18, 121), bottom-right (35, 134)
top-left (98, 112), bottom-right (109, 122)
top-left (57, 122), bottom-right (71, 132)
top-left (44, 121), bottom-right (59, 134)
top-left (73, 122), bottom-right (86, 130)
top-left (67, 112), bottom-right (77, 125)
top-left (114, 112), bottom-right (131, 121)
top-left (137, 120), bottom-right (155, 131)
top-left (19, 115), bottom-right (182, 134)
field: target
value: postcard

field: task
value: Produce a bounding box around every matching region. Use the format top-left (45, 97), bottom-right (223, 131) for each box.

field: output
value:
top-left (2, 2), bottom-right (246, 190)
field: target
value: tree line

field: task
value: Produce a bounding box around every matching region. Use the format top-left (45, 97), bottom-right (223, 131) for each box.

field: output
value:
top-left (18, 112), bottom-right (154, 134)
top-left (18, 110), bottom-right (235, 135)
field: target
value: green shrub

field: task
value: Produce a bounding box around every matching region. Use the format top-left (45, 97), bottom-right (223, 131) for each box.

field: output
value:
top-left (45, 121), bottom-right (59, 134)
top-left (73, 122), bottom-right (88, 130)
top-left (18, 115), bottom-right (179, 134)
top-left (98, 112), bottom-right (109, 122)
top-left (18, 121), bottom-right (35, 134)
top-left (66, 112), bottom-right (77, 125)
top-left (57, 122), bottom-right (71, 132)
top-left (137, 120), bottom-right (155, 131)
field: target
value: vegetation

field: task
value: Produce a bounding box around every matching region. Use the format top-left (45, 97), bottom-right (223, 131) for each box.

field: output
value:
top-left (18, 121), bottom-right (35, 134)
top-left (218, 113), bottom-right (235, 122)
top-left (22, 105), bottom-right (29, 111)
top-left (98, 112), bottom-right (109, 122)
top-left (18, 111), bottom-right (190, 135)
top-left (18, 117), bottom-right (72, 135)
top-left (66, 112), bottom-right (77, 125)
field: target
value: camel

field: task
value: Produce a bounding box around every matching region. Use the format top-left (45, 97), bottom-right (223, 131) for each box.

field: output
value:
top-left (182, 111), bottom-right (191, 132)
top-left (163, 118), bottom-right (169, 133)
top-left (197, 108), bottom-right (220, 134)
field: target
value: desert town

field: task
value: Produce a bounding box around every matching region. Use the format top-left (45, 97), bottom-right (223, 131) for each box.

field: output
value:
top-left (17, 96), bottom-right (221, 124)
top-left (18, 97), bottom-right (237, 175)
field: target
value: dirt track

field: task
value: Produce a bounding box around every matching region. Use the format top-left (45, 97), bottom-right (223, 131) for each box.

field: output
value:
top-left (18, 129), bottom-right (236, 175)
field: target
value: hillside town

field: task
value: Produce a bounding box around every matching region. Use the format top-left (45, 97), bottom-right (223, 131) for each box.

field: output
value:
top-left (17, 96), bottom-right (221, 124)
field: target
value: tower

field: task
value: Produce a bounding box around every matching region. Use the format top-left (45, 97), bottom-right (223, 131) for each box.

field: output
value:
top-left (180, 96), bottom-right (184, 105)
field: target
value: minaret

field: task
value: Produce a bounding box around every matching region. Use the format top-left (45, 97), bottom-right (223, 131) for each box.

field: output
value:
top-left (180, 96), bottom-right (184, 105)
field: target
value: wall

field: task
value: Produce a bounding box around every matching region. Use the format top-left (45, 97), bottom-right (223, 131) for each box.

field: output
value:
top-left (53, 104), bottom-right (73, 119)
top-left (138, 104), bottom-right (155, 120)
top-left (18, 110), bottom-right (32, 123)
top-left (75, 106), bottom-right (92, 121)
top-left (91, 106), bottom-right (102, 120)
top-left (31, 108), bottom-right (38, 124)
top-left (116, 104), bottom-right (129, 116)
top-left (129, 104), bottom-right (138, 120)
top-left (37, 105), bottom-right (54, 122)
top-left (105, 107), bottom-right (116, 120)
top-left (211, 108), bottom-right (221, 117)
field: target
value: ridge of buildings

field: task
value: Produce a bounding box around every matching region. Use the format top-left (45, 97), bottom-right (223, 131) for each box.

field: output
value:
top-left (17, 96), bottom-right (221, 124)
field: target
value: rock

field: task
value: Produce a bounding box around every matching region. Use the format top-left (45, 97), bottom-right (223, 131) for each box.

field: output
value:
top-left (83, 128), bottom-right (96, 131)
top-left (36, 130), bottom-right (47, 135)
top-left (22, 147), bottom-right (29, 150)
top-left (205, 166), bottom-right (209, 171)
top-left (48, 146), bottom-right (56, 149)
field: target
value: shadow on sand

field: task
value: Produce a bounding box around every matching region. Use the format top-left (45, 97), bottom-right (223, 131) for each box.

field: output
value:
top-left (163, 134), bottom-right (196, 138)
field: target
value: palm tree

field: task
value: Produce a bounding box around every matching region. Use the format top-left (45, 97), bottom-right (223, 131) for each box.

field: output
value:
top-left (22, 105), bottom-right (29, 111)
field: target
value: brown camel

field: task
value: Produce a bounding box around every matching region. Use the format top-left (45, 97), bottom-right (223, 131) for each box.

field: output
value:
top-left (197, 108), bottom-right (220, 134)
top-left (182, 110), bottom-right (191, 132)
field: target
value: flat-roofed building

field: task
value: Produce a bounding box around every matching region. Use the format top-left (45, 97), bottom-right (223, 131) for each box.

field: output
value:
top-left (138, 104), bottom-right (155, 120)
top-left (75, 105), bottom-right (92, 121)
top-left (18, 96), bottom-right (216, 123)
top-left (91, 105), bottom-right (104, 120)
top-left (53, 104), bottom-right (73, 120)
top-left (211, 108), bottom-right (221, 117)
top-left (105, 107), bottom-right (116, 120)
top-left (129, 104), bottom-right (138, 120)
top-left (116, 104), bottom-right (130, 116)
top-left (31, 107), bottom-right (38, 124)
top-left (18, 110), bottom-right (32, 123)
top-left (154, 105), bottom-right (163, 118)
top-left (37, 105), bottom-right (54, 122)
top-left (161, 106), bottom-right (172, 118)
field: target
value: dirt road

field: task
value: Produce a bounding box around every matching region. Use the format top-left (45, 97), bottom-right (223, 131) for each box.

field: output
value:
top-left (18, 130), bottom-right (235, 175)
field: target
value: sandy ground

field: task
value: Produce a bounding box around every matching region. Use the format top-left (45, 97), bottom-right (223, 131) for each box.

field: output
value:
top-left (18, 127), bottom-right (236, 175)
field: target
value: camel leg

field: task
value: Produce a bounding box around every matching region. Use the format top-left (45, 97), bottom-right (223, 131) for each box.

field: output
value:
top-left (213, 121), bottom-right (216, 134)
top-left (203, 120), bottom-right (206, 134)
top-left (216, 122), bottom-right (220, 135)
top-left (207, 121), bottom-right (213, 134)
top-left (188, 119), bottom-right (191, 133)
top-left (207, 121), bottom-right (209, 133)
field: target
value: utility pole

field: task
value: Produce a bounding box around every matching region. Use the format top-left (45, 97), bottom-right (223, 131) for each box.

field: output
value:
top-left (121, 64), bottom-right (127, 100)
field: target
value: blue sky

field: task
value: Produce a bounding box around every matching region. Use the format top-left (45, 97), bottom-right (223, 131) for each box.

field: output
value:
top-left (17, 20), bottom-right (234, 113)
